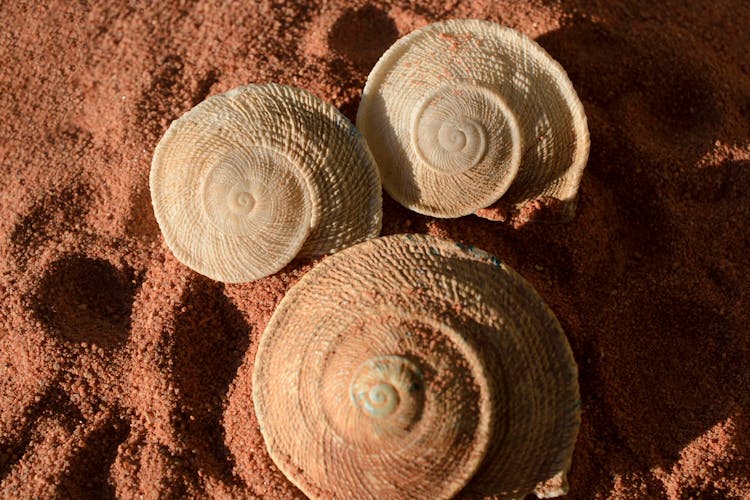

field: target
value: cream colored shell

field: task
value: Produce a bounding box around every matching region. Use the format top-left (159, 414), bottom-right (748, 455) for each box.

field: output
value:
top-left (150, 84), bottom-right (382, 283)
top-left (356, 19), bottom-right (590, 218)
top-left (253, 234), bottom-right (580, 499)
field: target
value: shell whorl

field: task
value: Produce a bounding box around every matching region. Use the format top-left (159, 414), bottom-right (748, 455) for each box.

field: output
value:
top-left (253, 234), bottom-right (580, 499)
top-left (256, 303), bottom-right (493, 499)
top-left (411, 84), bottom-right (521, 181)
top-left (199, 147), bottom-right (313, 240)
top-left (350, 355), bottom-right (423, 428)
top-left (150, 84), bottom-right (382, 283)
top-left (357, 20), bottom-right (589, 219)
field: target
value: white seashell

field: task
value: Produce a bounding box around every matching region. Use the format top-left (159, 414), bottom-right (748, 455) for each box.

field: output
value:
top-left (357, 19), bottom-right (590, 219)
top-left (150, 84), bottom-right (382, 282)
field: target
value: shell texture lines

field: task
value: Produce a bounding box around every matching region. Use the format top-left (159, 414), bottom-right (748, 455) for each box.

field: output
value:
top-left (150, 84), bottom-right (382, 283)
top-left (357, 19), bottom-right (590, 218)
top-left (253, 234), bottom-right (580, 499)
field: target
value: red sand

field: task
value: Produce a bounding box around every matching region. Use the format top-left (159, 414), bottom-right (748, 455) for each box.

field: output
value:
top-left (1, 0), bottom-right (749, 498)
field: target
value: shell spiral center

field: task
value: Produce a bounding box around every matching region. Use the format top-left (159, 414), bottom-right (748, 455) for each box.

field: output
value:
top-left (411, 84), bottom-right (514, 175)
top-left (350, 355), bottom-right (423, 431)
top-left (227, 184), bottom-right (256, 215)
top-left (200, 148), bottom-right (310, 237)
top-left (362, 383), bottom-right (400, 417)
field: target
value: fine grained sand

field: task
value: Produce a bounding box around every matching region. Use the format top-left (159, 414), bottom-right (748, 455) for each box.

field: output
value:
top-left (1, 0), bottom-right (749, 498)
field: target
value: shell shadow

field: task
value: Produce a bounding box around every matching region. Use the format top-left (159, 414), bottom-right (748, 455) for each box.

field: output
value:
top-left (31, 255), bottom-right (138, 348)
top-left (125, 182), bottom-right (160, 240)
top-left (379, 191), bottom-right (432, 237)
top-left (171, 276), bottom-right (251, 484)
top-left (328, 4), bottom-right (399, 73)
top-left (535, 17), bottom-right (723, 168)
top-left (326, 4), bottom-right (399, 123)
top-left (516, 16), bottom-right (750, 496)
top-left (594, 290), bottom-right (745, 463)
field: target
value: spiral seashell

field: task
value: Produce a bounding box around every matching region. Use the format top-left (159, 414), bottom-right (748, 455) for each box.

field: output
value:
top-left (253, 234), bottom-right (580, 499)
top-left (356, 19), bottom-right (589, 219)
top-left (150, 84), bottom-right (382, 283)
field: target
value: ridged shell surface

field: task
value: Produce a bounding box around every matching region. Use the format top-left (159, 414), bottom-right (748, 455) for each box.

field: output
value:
top-left (150, 84), bottom-right (382, 283)
top-left (253, 234), bottom-right (580, 499)
top-left (357, 20), bottom-right (589, 218)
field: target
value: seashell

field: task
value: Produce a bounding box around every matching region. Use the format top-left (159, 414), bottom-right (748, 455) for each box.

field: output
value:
top-left (150, 83), bottom-right (382, 283)
top-left (253, 234), bottom-right (580, 499)
top-left (356, 19), bottom-right (590, 219)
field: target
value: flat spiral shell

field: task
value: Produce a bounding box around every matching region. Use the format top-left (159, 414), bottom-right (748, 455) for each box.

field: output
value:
top-left (357, 20), bottom-right (589, 218)
top-left (150, 84), bottom-right (382, 282)
top-left (253, 234), bottom-right (580, 499)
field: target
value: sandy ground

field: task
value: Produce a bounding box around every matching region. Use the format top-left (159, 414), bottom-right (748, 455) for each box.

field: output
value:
top-left (1, 0), bottom-right (749, 498)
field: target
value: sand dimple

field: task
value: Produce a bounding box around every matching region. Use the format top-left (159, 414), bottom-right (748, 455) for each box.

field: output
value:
top-left (328, 4), bottom-right (399, 71)
top-left (31, 255), bottom-right (138, 348)
top-left (302, 3), bottom-right (410, 122)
